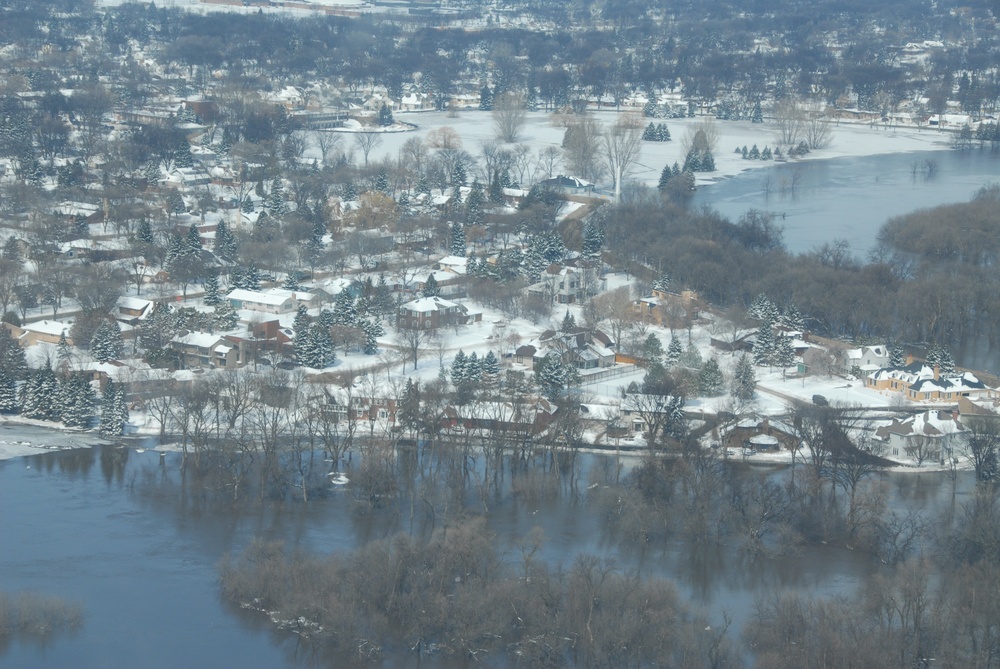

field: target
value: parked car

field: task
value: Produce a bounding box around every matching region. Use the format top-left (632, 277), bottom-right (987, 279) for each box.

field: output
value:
top-left (742, 448), bottom-right (757, 456)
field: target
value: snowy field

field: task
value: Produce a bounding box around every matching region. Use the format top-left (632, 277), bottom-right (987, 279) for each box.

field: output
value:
top-left (0, 420), bottom-right (109, 460)
top-left (316, 109), bottom-right (956, 193)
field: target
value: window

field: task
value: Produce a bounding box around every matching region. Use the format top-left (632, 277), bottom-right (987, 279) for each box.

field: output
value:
top-left (378, 409), bottom-right (388, 419)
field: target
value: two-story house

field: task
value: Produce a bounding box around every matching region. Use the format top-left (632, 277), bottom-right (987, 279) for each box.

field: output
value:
top-left (396, 296), bottom-right (480, 330)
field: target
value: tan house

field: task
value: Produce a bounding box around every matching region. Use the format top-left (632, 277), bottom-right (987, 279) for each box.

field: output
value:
top-left (169, 331), bottom-right (243, 370)
top-left (867, 362), bottom-right (991, 402)
top-left (4, 320), bottom-right (73, 347)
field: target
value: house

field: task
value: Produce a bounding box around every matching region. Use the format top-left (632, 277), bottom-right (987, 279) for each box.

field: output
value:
top-left (844, 344), bottom-right (890, 374)
top-left (443, 398), bottom-right (557, 437)
top-left (169, 331), bottom-right (243, 370)
top-left (534, 329), bottom-right (616, 370)
top-left (637, 288), bottom-right (700, 328)
top-left (867, 362), bottom-right (992, 402)
top-left (527, 264), bottom-right (604, 305)
top-left (874, 410), bottom-right (966, 463)
top-left (4, 320), bottom-right (73, 347)
top-left (538, 175), bottom-right (594, 196)
top-left (396, 296), bottom-right (480, 330)
top-left (721, 416), bottom-right (800, 453)
top-left (227, 288), bottom-right (310, 315)
top-left (621, 393), bottom-right (683, 435)
top-left (115, 296), bottom-right (154, 326)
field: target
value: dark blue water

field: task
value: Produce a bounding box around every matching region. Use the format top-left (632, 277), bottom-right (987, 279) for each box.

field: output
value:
top-left (0, 437), bottom-right (974, 668)
top-left (694, 148), bottom-right (1000, 255)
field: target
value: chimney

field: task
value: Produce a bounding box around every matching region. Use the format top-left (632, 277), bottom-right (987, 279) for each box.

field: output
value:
top-left (934, 364), bottom-right (940, 381)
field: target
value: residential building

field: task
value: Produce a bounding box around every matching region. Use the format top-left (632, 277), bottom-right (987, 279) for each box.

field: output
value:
top-left (396, 296), bottom-right (480, 330)
top-left (874, 410), bottom-right (966, 462)
top-left (4, 320), bottom-right (73, 347)
top-left (169, 331), bottom-right (243, 370)
top-left (867, 362), bottom-right (991, 402)
top-left (227, 288), bottom-right (310, 315)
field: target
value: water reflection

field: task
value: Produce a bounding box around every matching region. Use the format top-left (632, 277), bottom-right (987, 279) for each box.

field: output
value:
top-left (0, 443), bottom-right (982, 668)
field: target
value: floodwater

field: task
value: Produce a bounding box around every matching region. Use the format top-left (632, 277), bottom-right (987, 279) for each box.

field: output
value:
top-left (0, 441), bottom-right (979, 668)
top-left (693, 147), bottom-right (1000, 255)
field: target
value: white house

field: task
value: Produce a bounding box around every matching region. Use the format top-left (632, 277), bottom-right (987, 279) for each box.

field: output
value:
top-left (227, 289), bottom-right (311, 315)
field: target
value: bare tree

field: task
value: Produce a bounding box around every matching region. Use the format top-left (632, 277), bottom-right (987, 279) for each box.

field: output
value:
top-left (492, 91), bottom-right (527, 143)
top-left (561, 116), bottom-right (605, 183)
top-left (538, 145), bottom-right (562, 179)
top-left (353, 129), bottom-right (382, 167)
top-left (803, 115), bottom-right (833, 150)
top-left (397, 326), bottom-right (427, 372)
top-left (772, 99), bottom-right (802, 147)
top-left (602, 115), bottom-right (644, 198)
top-left (313, 130), bottom-right (343, 166)
top-left (679, 118), bottom-right (721, 156)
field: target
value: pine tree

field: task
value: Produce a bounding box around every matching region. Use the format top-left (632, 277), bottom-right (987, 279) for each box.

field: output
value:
top-left (479, 85), bottom-right (493, 111)
top-left (747, 293), bottom-right (774, 321)
top-left (0, 368), bottom-right (15, 413)
top-left (482, 350), bottom-right (501, 386)
top-left (91, 320), bottom-right (124, 363)
top-left (732, 353), bottom-right (756, 400)
top-left (361, 318), bottom-right (383, 355)
top-left (214, 220), bottom-right (237, 261)
top-left (422, 274), bottom-right (440, 298)
top-left (267, 178), bottom-right (287, 216)
top-left (700, 150), bottom-right (716, 171)
top-left (752, 320), bottom-right (776, 367)
top-left (682, 148), bottom-right (701, 172)
top-left (451, 161), bottom-right (467, 187)
top-left (657, 164), bottom-right (673, 191)
top-left (773, 332), bottom-right (796, 368)
top-left (59, 374), bottom-right (95, 428)
top-left (780, 303), bottom-right (804, 331)
top-left (57, 331), bottom-right (72, 365)
top-left (307, 323), bottom-right (336, 368)
top-left (135, 218), bottom-right (154, 247)
top-left (100, 379), bottom-right (128, 436)
top-left (643, 333), bottom-right (664, 361)
top-left (282, 272), bottom-right (301, 291)
top-left (761, 146), bottom-right (772, 160)
top-left (374, 168), bottom-right (390, 194)
top-left (535, 351), bottom-right (572, 401)
top-left (889, 343), bottom-right (905, 368)
top-left (561, 310), bottom-right (576, 331)
top-left (665, 337), bottom-right (683, 368)
top-left (652, 272), bottom-right (671, 292)
top-left (699, 357), bottom-right (724, 396)
top-left (213, 301), bottom-right (239, 331)
top-left (465, 180), bottom-right (485, 226)
top-left (643, 123), bottom-right (657, 141)
top-left (680, 342), bottom-right (703, 368)
top-left (377, 104), bottom-right (394, 126)
top-left (332, 290), bottom-right (358, 326)
top-left (582, 221), bottom-right (604, 259)
top-left (451, 350), bottom-right (468, 385)
top-left (937, 346), bottom-right (956, 374)
top-left (748, 144), bottom-right (760, 160)
top-left (398, 379), bottom-right (421, 433)
top-left (238, 262), bottom-right (261, 291)
top-left (751, 101), bottom-right (764, 124)
top-left (185, 222), bottom-right (202, 254)
top-left (466, 352), bottom-right (481, 382)
top-left (450, 222), bottom-right (466, 257)
top-left (203, 272), bottom-right (222, 306)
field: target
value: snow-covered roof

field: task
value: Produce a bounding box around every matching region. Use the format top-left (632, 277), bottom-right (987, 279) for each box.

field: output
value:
top-left (20, 320), bottom-right (72, 337)
top-left (227, 289), bottom-right (296, 306)
top-left (400, 296), bottom-right (461, 312)
top-left (171, 331), bottom-right (223, 349)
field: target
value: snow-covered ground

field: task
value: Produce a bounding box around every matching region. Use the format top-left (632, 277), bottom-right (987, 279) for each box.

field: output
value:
top-left (312, 110), bottom-right (956, 193)
top-left (0, 420), bottom-right (109, 460)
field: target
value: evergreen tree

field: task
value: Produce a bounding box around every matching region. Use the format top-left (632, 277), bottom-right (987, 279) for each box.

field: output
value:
top-left (59, 374), bottom-right (95, 428)
top-left (450, 222), bottom-right (466, 257)
top-left (21, 365), bottom-right (58, 420)
top-left (203, 272), bottom-right (222, 306)
top-left (682, 148), bottom-right (701, 172)
top-left (398, 379), bottom-right (421, 433)
top-left (100, 379), bottom-right (128, 436)
top-left (374, 168), bottom-right (390, 194)
top-left (936, 345), bottom-right (956, 374)
top-left (91, 320), bottom-right (125, 363)
top-left (652, 272), bottom-right (671, 292)
top-left (167, 190), bottom-right (185, 217)
top-left (657, 164), bottom-right (673, 191)
top-left (332, 290), bottom-right (358, 327)
top-left (0, 368), bottom-right (16, 413)
top-left (665, 337), bottom-right (683, 368)
top-left (292, 304), bottom-right (311, 338)
top-left (582, 221), bottom-right (604, 259)
top-left (306, 323), bottom-right (336, 368)
top-left (465, 180), bottom-right (485, 226)
top-left (700, 150), bottom-right (716, 171)
top-left (466, 352), bottom-right (482, 382)
top-left (482, 351), bottom-right (501, 386)
top-left (780, 303), bottom-right (804, 331)
top-left (642, 122), bottom-right (657, 141)
top-left (656, 123), bottom-right (671, 141)
top-left (422, 274), bottom-right (440, 298)
top-left (451, 350), bottom-right (468, 385)
top-left (57, 331), bottom-right (72, 365)
top-left (698, 357), bottom-right (724, 396)
top-left (751, 101), bottom-right (764, 124)
top-left (185, 222), bottom-right (202, 254)
top-left (535, 351), bottom-right (577, 401)
top-left (680, 342), bottom-right (703, 368)
top-left (732, 353), bottom-right (756, 400)
top-left (135, 218), bottom-right (154, 247)
top-left (241, 262), bottom-right (262, 291)
top-left (214, 220), bottom-right (237, 261)
top-left (643, 333), bottom-right (664, 361)
top-left (377, 104), bottom-right (394, 126)
top-left (752, 320), bottom-right (776, 367)
top-left (761, 146), bottom-right (772, 160)
top-left (561, 310), bottom-right (576, 331)
top-left (282, 272), bottom-right (301, 291)
top-left (889, 342), bottom-right (905, 368)
top-left (266, 178), bottom-right (287, 216)
top-left (479, 85), bottom-right (493, 111)
top-left (748, 144), bottom-right (760, 160)
top-left (451, 161), bottom-right (467, 187)
top-left (361, 319), bottom-right (383, 355)
top-left (414, 175), bottom-right (430, 197)
top-left (213, 301), bottom-right (239, 331)
top-left (747, 293), bottom-right (774, 321)
top-left (773, 332), bottom-right (796, 367)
